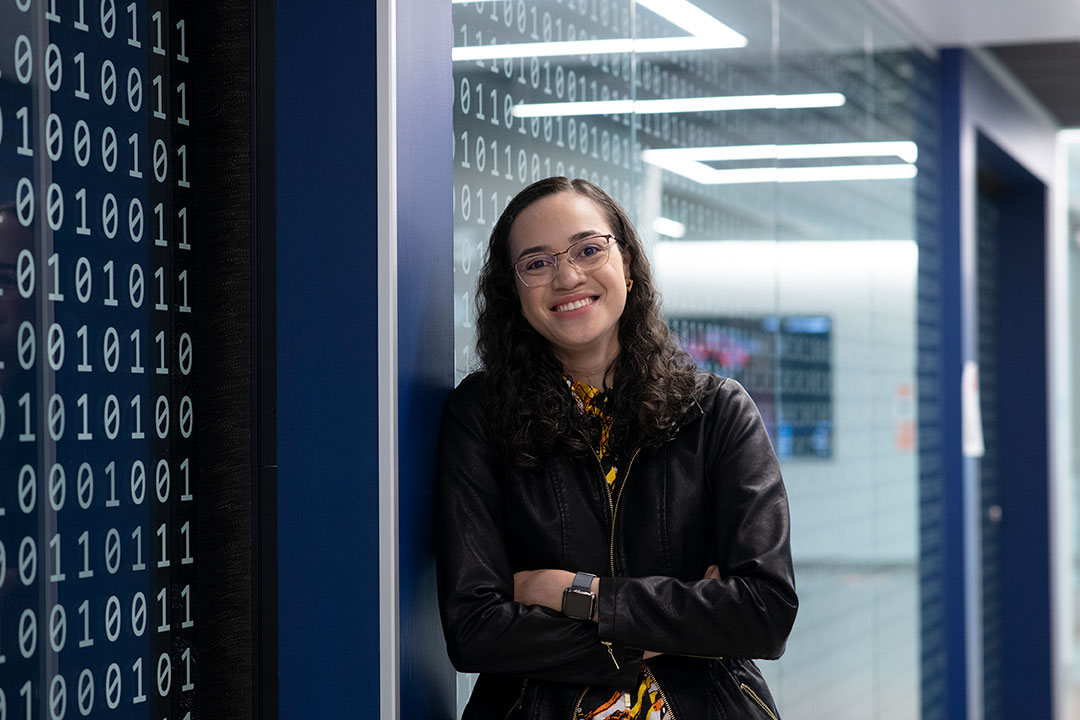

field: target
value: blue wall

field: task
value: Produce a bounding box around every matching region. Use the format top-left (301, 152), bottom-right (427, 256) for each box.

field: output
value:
top-left (937, 49), bottom-right (969, 720)
top-left (395, 0), bottom-right (458, 716)
top-left (275, 2), bottom-right (457, 717)
top-left (276, 1), bottom-right (381, 715)
top-left (937, 48), bottom-right (1057, 720)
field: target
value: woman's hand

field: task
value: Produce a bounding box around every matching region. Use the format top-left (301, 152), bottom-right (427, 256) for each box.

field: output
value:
top-left (513, 564), bottom-right (722, 659)
top-left (513, 569), bottom-right (577, 613)
top-left (642, 566), bottom-right (719, 659)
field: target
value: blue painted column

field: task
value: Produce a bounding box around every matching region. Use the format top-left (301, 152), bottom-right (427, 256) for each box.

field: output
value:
top-left (276, 2), bottom-right (457, 717)
top-left (937, 48), bottom-right (970, 720)
top-left (276, 2), bottom-right (381, 716)
top-left (395, 0), bottom-right (457, 716)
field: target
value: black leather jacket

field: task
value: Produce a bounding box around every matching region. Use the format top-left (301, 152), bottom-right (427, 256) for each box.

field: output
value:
top-left (436, 371), bottom-right (797, 719)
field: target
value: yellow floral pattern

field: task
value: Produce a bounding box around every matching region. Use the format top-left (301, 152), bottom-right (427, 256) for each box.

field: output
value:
top-left (567, 380), bottom-right (668, 720)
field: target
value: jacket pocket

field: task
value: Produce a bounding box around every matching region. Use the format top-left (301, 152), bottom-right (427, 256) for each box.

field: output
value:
top-left (463, 675), bottom-right (531, 720)
top-left (707, 658), bottom-right (783, 720)
top-left (503, 679), bottom-right (529, 720)
top-left (738, 681), bottom-right (778, 720)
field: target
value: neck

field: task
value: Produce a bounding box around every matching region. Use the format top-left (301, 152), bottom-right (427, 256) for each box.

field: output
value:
top-left (555, 342), bottom-right (620, 389)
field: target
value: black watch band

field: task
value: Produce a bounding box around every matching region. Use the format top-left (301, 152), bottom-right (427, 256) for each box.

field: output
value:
top-left (562, 572), bottom-right (597, 620)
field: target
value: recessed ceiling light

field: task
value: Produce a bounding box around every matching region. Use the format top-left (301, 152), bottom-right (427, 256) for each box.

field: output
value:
top-left (512, 93), bottom-right (846, 118)
top-left (643, 141), bottom-right (919, 184)
top-left (452, 0), bottom-right (746, 61)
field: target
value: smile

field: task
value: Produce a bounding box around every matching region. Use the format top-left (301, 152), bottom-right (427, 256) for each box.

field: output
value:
top-left (553, 297), bottom-right (597, 312)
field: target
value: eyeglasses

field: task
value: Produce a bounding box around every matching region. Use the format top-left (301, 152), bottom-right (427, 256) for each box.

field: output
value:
top-left (513, 234), bottom-right (616, 287)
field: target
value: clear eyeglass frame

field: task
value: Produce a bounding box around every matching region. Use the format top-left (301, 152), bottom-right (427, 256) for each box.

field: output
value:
top-left (513, 234), bottom-right (617, 287)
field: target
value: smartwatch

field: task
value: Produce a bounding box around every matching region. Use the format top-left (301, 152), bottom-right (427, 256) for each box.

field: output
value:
top-left (562, 572), bottom-right (597, 620)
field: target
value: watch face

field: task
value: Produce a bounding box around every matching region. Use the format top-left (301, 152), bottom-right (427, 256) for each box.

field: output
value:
top-left (563, 589), bottom-right (594, 620)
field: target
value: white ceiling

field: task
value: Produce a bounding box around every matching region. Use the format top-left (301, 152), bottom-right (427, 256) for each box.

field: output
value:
top-left (874, 0), bottom-right (1080, 46)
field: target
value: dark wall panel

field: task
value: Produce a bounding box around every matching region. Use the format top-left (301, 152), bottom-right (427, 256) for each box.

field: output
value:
top-left (276, 1), bottom-right (379, 716)
top-left (396, 0), bottom-right (457, 717)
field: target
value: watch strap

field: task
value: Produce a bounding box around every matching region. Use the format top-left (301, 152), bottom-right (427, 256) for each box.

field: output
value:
top-left (572, 571), bottom-right (596, 593)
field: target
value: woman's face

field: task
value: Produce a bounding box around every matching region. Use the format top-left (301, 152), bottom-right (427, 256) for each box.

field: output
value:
top-left (507, 191), bottom-right (630, 367)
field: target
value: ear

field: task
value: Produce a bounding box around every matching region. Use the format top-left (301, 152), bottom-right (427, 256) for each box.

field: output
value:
top-left (620, 245), bottom-right (632, 283)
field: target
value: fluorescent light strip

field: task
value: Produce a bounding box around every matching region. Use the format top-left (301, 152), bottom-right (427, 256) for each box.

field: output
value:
top-left (635, 0), bottom-right (745, 45)
top-left (452, 0), bottom-right (746, 61)
top-left (452, 35), bottom-right (743, 61)
top-left (644, 140), bottom-right (917, 164)
top-left (644, 155), bottom-right (916, 184)
top-left (654, 240), bottom-right (919, 288)
top-left (512, 93), bottom-right (846, 118)
top-left (642, 141), bottom-right (919, 185)
top-left (653, 217), bottom-right (687, 238)
top-left (698, 163), bottom-right (917, 184)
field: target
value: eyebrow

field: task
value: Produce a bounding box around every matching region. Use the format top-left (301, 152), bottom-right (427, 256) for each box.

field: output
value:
top-left (514, 230), bottom-right (607, 262)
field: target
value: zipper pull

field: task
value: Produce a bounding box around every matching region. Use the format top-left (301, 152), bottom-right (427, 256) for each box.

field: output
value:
top-left (622, 691), bottom-right (632, 711)
top-left (601, 641), bottom-right (620, 670)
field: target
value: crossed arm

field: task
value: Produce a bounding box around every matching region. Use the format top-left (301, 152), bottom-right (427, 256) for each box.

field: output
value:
top-left (512, 565), bottom-right (722, 659)
top-left (436, 377), bottom-right (796, 686)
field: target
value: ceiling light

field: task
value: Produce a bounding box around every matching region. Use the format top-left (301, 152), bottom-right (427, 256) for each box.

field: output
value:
top-left (452, 0), bottom-right (746, 62)
top-left (654, 240), bottom-right (918, 287)
top-left (452, 35), bottom-right (744, 62)
top-left (635, 0), bottom-right (745, 46)
top-left (644, 141), bottom-right (917, 164)
top-left (653, 217), bottom-right (687, 238)
top-left (642, 141), bottom-right (919, 185)
top-left (647, 162), bottom-right (917, 185)
top-left (512, 93), bottom-right (846, 118)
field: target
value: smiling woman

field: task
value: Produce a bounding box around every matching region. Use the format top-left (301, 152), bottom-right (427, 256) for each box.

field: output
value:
top-left (436, 177), bottom-right (798, 720)
top-left (508, 193), bottom-right (630, 387)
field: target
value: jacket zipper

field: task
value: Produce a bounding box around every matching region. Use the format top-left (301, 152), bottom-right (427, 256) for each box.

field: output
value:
top-left (570, 687), bottom-right (588, 720)
top-left (611, 449), bottom-right (643, 716)
top-left (601, 640), bottom-right (620, 669)
top-left (609, 447), bottom-right (642, 575)
top-left (570, 431), bottom-right (610, 720)
top-left (740, 682), bottom-right (779, 720)
top-left (504, 679), bottom-right (528, 720)
top-left (574, 434), bottom-right (646, 719)
top-left (643, 663), bottom-right (676, 719)
top-left (577, 428), bottom-right (614, 518)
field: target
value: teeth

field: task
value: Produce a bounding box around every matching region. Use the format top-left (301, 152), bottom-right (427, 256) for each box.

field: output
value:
top-left (554, 297), bottom-right (595, 312)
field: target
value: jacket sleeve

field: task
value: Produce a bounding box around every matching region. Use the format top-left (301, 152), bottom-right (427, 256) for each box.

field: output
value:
top-left (435, 378), bottom-right (643, 688)
top-left (595, 378), bottom-right (798, 659)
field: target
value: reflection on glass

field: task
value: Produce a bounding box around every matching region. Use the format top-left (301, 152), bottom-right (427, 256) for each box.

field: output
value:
top-left (1066, 136), bottom-right (1080, 718)
top-left (0, 5), bottom-right (198, 718)
top-left (452, 0), bottom-right (933, 717)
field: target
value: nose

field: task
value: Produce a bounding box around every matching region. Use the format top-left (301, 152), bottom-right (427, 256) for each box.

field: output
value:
top-left (551, 255), bottom-right (586, 288)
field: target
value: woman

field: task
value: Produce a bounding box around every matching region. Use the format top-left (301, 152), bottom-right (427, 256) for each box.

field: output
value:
top-left (437, 177), bottom-right (797, 719)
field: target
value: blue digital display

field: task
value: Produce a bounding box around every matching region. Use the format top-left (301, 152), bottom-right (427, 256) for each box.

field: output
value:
top-left (1, 3), bottom-right (196, 717)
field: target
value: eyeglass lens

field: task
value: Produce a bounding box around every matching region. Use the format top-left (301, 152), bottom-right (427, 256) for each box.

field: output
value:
top-left (515, 235), bottom-right (613, 286)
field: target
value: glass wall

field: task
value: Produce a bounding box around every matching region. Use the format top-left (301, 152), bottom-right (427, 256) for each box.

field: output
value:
top-left (451, 1), bottom-right (937, 716)
top-left (1067, 136), bottom-right (1080, 718)
top-left (0, 4), bottom-right (257, 718)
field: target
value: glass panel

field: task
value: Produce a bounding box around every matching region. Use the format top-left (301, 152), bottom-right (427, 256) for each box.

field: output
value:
top-left (0, 3), bottom-right (197, 717)
top-left (1067, 137), bottom-right (1080, 716)
top-left (766, 3), bottom-right (922, 718)
top-left (450, 1), bottom-right (936, 716)
top-left (452, 0), bottom-right (635, 383)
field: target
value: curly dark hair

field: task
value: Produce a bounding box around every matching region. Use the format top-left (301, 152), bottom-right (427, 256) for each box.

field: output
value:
top-left (475, 177), bottom-right (698, 467)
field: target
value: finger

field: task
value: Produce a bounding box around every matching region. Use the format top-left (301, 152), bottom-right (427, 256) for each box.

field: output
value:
top-left (704, 564), bottom-right (720, 580)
